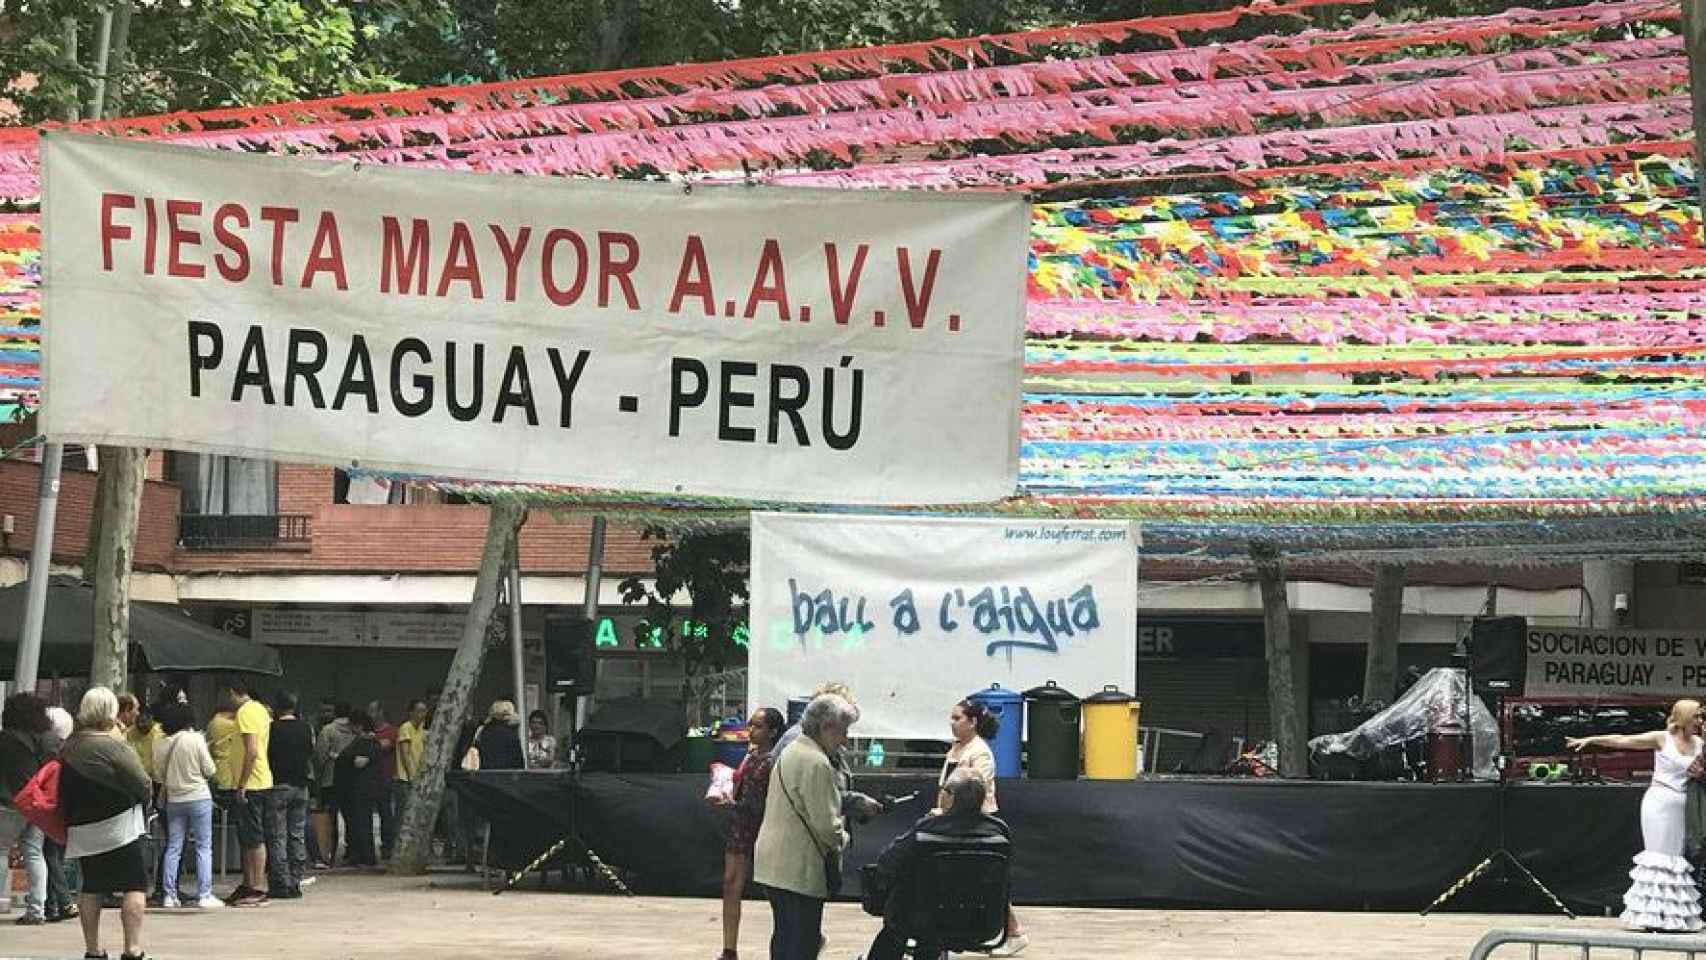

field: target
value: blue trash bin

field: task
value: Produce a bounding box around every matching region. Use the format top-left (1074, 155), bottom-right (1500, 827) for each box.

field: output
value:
top-left (715, 718), bottom-right (750, 767)
top-left (967, 683), bottom-right (1024, 778)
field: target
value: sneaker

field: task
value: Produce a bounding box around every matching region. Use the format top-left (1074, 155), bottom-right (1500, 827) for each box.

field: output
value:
top-left (161, 895), bottom-right (181, 909)
top-left (228, 888), bottom-right (269, 908)
top-left (299, 876), bottom-right (317, 887)
top-left (990, 934), bottom-right (1029, 957)
top-left (14, 913), bottom-right (45, 926)
top-left (221, 885), bottom-right (255, 904)
top-left (195, 897), bottom-right (225, 910)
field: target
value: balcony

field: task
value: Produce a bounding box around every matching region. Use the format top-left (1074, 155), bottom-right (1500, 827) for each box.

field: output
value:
top-left (179, 514), bottom-right (312, 550)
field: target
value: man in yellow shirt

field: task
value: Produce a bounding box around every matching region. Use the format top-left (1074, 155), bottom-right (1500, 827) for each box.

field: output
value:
top-left (118, 693), bottom-right (163, 782)
top-left (223, 678), bottom-right (275, 907)
top-left (207, 707), bottom-right (241, 792)
top-left (395, 699), bottom-right (428, 823)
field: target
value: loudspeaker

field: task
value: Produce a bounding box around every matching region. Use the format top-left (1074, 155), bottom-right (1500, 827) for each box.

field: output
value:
top-left (544, 614), bottom-right (597, 695)
top-left (1467, 615), bottom-right (1526, 696)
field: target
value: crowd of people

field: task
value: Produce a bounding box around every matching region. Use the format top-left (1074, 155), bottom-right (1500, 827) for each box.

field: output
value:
top-left (712, 684), bottom-right (1028, 960)
top-left (0, 678), bottom-right (556, 960)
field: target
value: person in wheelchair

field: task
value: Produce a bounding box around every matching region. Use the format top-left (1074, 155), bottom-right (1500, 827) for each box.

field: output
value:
top-left (858, 769), bottom-right (1012, 960)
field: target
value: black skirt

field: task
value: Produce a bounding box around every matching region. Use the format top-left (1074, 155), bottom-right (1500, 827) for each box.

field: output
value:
top-left (79, 837), bottom-right (149, 894)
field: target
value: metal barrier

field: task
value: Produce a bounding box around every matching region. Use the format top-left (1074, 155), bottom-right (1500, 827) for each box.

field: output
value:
top-left (1469, 928), bottom-right (1706, 959)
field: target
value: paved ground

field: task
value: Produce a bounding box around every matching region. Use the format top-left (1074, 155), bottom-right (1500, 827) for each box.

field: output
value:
top-left (0, 870), bottom-right (1619, 959)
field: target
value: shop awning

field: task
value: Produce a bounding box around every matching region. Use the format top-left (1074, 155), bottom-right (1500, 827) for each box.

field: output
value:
top-left (0, 576), bottom-right (282, 679)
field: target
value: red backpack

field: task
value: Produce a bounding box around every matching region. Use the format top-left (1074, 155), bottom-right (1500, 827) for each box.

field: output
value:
top-left (13, 757), bottom-right (67, 844)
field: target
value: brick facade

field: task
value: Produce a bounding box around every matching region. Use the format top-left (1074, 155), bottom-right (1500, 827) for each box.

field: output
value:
top-left (176, 498), bottom-right (657, 575)
top-left (0, 453), bottom-right (1576, 590)
top-left (0, 456), bottom-right (657, 578)
top-left (0, 458), bottom-right (179, 570)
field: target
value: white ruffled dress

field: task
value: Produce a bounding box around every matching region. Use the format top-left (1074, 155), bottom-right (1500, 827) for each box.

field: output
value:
top-left (1622, 736), bottom-right (1704, 932)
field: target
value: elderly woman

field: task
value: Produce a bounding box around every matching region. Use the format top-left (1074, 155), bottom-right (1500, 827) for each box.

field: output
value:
top-left (473, 700), bottom-right (526, 771)
top-left (754, 694), bottom-right (856, 960)
top-left (63, 686), bottom-right (152, 960)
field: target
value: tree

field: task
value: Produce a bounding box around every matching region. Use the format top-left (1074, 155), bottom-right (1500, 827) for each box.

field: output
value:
top-left (394, 500), bottom-right (527, 875)
top-left (1252, 541), bottom-right (1307, 777)
top-left (0, 0), bottom-right (396, 126)
top-left (1363, 563), bottom-right (1406, 707)
top-left (732, 0), bottom-right (1076, 55)
top-left (617, 527), bottom-right (749, 718)
top-left (351, 0), bottom-right (744, 85)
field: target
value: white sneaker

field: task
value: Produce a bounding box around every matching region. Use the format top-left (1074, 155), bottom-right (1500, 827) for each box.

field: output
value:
top-left (196, 896), bottom-right (225, 909)
top-left (299, 876), bottom-right (317, 887)
top-left (161, 895), bottom-right (181, 909)
top-left (990, 935), bottom-right (1029, 957)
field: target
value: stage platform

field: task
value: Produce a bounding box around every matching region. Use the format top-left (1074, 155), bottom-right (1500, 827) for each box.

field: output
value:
top-left (456, 771), bottom-right (1641, 912)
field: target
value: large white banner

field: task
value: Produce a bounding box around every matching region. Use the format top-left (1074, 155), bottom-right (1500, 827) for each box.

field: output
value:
top-left (41, 134), bottom-right (1027, 504)
top-left (1525, 626), bottom-right (1706, 699)
top-left (749, 514), bottom-right (1139, 739)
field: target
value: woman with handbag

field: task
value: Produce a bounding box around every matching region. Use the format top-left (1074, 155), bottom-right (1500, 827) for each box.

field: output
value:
top-left (62, 686), bottom-right (153, 960)
top-left (710, 706), bottom-right (784, 960)
top-left (335, 711), bottom-right (384, 869)
top-left (152, 701), bottom-right (219, 909)
top-left (754, 694), bottom-right (856, 960)
top-left (470, 701), bottom-right (525, 771)
top-left (0, 692), bottom-right (55, 925)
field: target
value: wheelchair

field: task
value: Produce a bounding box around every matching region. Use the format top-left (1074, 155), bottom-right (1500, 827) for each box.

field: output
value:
top-left (861, 831), bottom-right (1012, 959)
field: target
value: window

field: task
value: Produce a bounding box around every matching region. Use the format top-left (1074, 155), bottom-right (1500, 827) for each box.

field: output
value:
top-left (170, 454), bottom-right (277, 516)
top-left (170, 454), bottom-right (300, 550)
top-left (333, 469), bottom-right (409, 505)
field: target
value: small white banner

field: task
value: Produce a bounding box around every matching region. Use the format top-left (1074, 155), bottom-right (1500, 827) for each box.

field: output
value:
top-left (748, 514), bottom-right (1139, 739)
top-left (1524, 626), bottom-right (1706, 698)
top-left (41, 134), bottom-right (1028, 504)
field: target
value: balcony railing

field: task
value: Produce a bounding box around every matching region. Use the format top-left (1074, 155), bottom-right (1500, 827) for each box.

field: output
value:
top-left (179, 514), bottom-right (311, 550)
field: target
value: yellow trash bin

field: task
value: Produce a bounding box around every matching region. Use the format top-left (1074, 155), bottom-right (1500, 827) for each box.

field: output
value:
top-left (1082, 685), bottom-right (1140, 780)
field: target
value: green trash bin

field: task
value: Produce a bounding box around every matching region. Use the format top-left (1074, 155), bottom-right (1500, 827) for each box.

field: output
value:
top-left (1023, 680), bottom-right (1081, 779)
top-left (680, 735), bottom-right (719, 774)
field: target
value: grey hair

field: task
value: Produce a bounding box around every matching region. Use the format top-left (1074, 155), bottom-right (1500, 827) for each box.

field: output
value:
top-left (943, 768), bottom-right (986, 815)
top-left (800, 693), bottom-right (858, 741)
top-left (78, 686), bottom-right (119, 731)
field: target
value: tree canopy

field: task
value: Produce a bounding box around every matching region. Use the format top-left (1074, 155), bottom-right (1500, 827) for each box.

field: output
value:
top-left (0, 0), bottom-right (1532, 125)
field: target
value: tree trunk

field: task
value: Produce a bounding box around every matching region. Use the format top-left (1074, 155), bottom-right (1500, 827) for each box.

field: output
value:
top-left (1252, 542), bottom-right (1306, 777)
top-left (87, 447), bottom-right (145, 689)
top-left (1363, 563), bottom-right (1406, 707)
top-left (394, 500), bottom-right (527, 875)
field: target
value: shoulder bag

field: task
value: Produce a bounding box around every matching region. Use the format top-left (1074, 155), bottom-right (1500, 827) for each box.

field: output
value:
top-left (14, 757), bottom-right (66, 844)
top-left (774, 760), bottom-right (843, 898)
top-left (153, 734), bottom-right (184, 811)
top-left (461, 723), bottom-right (489, 772)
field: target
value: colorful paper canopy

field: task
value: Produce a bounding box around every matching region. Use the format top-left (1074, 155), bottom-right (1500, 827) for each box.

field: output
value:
top-left (5, 0), bottom-right (1705, 533)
